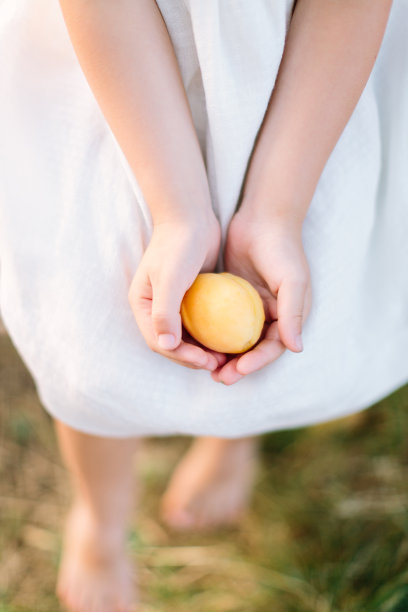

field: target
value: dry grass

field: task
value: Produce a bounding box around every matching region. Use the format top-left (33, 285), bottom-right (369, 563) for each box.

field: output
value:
top-left (1, 332), bottom-right (408, 611)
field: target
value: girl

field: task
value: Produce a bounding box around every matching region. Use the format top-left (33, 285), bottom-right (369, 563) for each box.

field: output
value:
top-left (1, 0), bottom-right (406, 610)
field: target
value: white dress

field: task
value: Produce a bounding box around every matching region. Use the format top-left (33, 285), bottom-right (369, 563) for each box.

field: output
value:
top-left (0, 0), bottom-right (407, 438)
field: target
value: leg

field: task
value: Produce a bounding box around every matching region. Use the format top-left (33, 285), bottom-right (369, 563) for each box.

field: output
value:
top-left (160, 435), bottom-right (259, 531)
top-left (54, 419), bottom-right (139, 612)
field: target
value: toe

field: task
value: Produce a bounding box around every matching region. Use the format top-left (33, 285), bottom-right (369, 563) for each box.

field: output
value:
top-left (162, 508), bottom-right (195, 530)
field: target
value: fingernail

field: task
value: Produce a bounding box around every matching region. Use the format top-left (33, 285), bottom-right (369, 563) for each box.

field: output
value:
top-left (295, 335), bottom-right (303, 351)
top-left (158, 333), bottom-right (177, 350)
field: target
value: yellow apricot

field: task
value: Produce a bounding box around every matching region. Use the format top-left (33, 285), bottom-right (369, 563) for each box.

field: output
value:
top-left (180, 272), bottom-right (265, 353)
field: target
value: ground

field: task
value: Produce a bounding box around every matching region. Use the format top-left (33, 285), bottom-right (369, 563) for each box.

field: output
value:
top-left (1, 331), bottom-right (408, 612)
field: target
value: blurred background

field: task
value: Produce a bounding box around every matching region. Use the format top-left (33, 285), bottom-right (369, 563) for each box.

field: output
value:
top-left (1, 325), bottom-right (408, 612)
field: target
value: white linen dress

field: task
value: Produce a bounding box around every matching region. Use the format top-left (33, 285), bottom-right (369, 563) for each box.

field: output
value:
top-left (0, 0), bottom-right (407, 438)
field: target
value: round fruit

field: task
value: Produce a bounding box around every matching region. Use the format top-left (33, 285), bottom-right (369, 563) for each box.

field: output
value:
top-left (181, 272), bottom-right (265, 353)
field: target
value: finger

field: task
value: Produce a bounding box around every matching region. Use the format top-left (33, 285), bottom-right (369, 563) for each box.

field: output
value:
top-left (235, 321), bottom-right (286, 375)
top-left (130, 263), bottom-right (185, 350)
top-left (128, 266), bottom-right (154, 338)
top-left (210, 351), bottom-right (228, 368)
top-left (150, 267), bottom-right (187, 350)
top-left (142, 304), bottom-right (219, 370)
top-left (182, 329), bottom-right (228, 367)
top-left (211, 356), bottom-right (244, 385)
top-left (131, 282), bottom-right (222, 371)
top-left (265, 295), bottom-right (278, 322)
top-left (276, 279), bottom-right (307, 352)
top-left (129, 269), bottom-right (219, 370)
top-left (166, 340), bottom-right (219, 370)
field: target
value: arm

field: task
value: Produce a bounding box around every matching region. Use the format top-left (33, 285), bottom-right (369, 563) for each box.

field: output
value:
top-left (58, 0), bottom-right (212, 225)
top-left (242, 0), bottom-right (393, 226)
top-left (59, 0), bottom-right (224, 370)
top-left (214, 0), bottom-right (392, 385)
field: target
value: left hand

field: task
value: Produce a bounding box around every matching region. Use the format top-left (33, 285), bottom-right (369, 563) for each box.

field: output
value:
top-left (212, 209), bottom-right (312, 385)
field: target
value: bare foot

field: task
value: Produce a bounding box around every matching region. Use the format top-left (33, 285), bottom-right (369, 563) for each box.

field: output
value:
top-left (57, 501), bottom-right (137, 612)
top-left (160, 436), bottom-right (259, 531)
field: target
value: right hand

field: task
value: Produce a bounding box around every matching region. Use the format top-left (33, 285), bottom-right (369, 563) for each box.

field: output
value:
top-left (128, 215), bottom-right (227, 371)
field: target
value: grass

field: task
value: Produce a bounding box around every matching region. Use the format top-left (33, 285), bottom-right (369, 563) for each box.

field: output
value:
top-left (1, 332), bottom-right (408, 611)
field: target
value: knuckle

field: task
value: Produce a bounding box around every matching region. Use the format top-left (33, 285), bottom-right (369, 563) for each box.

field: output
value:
top-left (151, 310), bottom-right (170, 327)
top-left (127, 293), bottom-right (142, 317)
top-left (127, 275), bottom-right (144, 305)
top-left (127, 283), bottom-right (136, 303)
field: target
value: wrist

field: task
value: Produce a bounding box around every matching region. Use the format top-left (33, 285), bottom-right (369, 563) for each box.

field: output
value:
top-left (152, 205), bottom-right (220, 238)
top-left (240, 144), bottom-right (319, 231)
top-left (151, 194), bottom-right (217, 228)
top-left (238, 191), bottom-right (306, 237)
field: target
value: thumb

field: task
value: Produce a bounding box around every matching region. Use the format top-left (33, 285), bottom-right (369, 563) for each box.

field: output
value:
top-left (151, 271), bottom-right (186, 351)
top-left (276, 279), bottom-right (307, 353)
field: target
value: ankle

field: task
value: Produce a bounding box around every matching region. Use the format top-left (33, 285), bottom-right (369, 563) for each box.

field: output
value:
top-left (70, 498), bottom-right (128, 543)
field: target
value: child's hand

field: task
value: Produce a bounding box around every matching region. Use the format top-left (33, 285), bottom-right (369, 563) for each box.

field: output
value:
top-left (212, 209), bottom-right (312, 385)
top-left (128, 216), bottom-right (227, 371)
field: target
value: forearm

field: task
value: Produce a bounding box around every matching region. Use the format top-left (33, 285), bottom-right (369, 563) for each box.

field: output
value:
top-left (58, 0), bottom-right (213, 225)
top-left (241, 0), bottom-right (392, 227)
